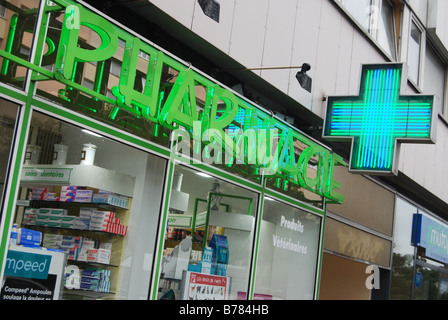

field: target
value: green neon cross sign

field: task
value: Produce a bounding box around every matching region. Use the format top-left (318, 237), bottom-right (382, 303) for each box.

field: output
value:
top-left (323, 63), bottom-right (434, 174)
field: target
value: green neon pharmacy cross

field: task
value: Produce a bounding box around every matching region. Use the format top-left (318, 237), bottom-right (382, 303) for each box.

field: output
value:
top-left (323, 63), bottom-right (434, 174)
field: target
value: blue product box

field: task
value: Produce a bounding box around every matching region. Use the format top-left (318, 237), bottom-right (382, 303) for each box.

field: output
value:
top-left (217, 263), bottom-right (227, 276)
top-left (209, 234), bottom-right (229, 264)
top-left (18, 228), bottom-right (41, 247)
top-left (202, 247), bottom-right (213, 262)
top-left (188, 263), bottom-right (202, 273)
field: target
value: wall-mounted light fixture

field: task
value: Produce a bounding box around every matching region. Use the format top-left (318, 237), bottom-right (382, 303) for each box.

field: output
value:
top-left (198, 0), bottom-right (220, 23)
top-left (295, 63), bottom-right (312, 93)
top-left (216, 63), bottom-right (313, 93)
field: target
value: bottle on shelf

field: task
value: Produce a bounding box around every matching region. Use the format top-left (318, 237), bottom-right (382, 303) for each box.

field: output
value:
top-left (10, 223), bottom-right (18, 246)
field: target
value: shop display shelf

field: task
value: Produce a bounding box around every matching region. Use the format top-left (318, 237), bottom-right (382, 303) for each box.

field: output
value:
top-left (25, 224), bottom-right (127, 237)
top-left (21, 164), bottom-right (135, 197)
top-left (62, 288), bottom-right (116, 300)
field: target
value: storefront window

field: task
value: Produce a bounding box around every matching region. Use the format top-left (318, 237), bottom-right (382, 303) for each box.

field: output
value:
top-left (253, 198), bottom-right (321, 300)
top-left (0, 98), bottom-right (19, 214)
top-left (391, 197), bottom-right (448, 300)
top-left (0, 0), bottom-right (41, 90)
top-left (413, 264), bottom-right (448, 300)
top-left (390, 197), bottom-right (418, 299)
top-left (157, 165), bottom-right (258, 300)
top-left (1, 111), bottom-right (167, 300)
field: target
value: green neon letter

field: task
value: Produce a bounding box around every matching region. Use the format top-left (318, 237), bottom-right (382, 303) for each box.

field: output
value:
top-left (159, 68), bottom-right (198, 129)
top-left (297, 145), bottom-right (326, 194)
top-left (324, 153), bottom-right (345, 204)
top-left (207, 85), bottom-right (239, 153)
top-left (55, 4), bottom-right (118, 81)
top-left (112, 39), bottom-right (164, 121)
top-left (278, 130), bottom-right (299, 180)
top-left (202, 129), bottom-right (223, 165)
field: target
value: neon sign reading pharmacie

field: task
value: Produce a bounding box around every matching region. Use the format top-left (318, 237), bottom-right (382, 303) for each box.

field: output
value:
top-left (46, 3), bottom-right (345, 203)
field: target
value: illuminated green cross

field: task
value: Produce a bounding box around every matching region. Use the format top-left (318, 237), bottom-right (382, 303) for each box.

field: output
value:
top-left (323, 63), bottom-right (434, 174)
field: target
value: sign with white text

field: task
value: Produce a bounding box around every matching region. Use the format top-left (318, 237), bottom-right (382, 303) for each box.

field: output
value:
top-left (412, 213), bottom-right (448, 264)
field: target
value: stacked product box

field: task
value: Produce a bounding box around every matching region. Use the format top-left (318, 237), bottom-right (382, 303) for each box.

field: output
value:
top-left (23, 206), bottom-right (127, 235)
top-left (80, 268), bottom-right (112, 293)
top-left (201, 246), bottom-right (214, 275)
top-left (43, 233), bottom-right (112, 264)
top-left (80, 208), bottom-right (128, 236)
top-left (75, 207), bottom-right (94, 230)
top-left (189, 236), bottom-right (230, 276)
top-left (209, 234), bottom-right (229, 276)
top-left (30, 186), bottom-right (114, 203)
top-left (28, 187), bottom-right (54, 201)
top-left (17, 228), bottom-right (42, 247)
top-left (92, 191), bottom-right (129, 209)
top-left (23, 208), bottom-right (38, 226)
top-left (78, 240), bottom-right (112, 265)
top-left (28, 186), bottom-right (129, 207)
top-left (59, 186), bottom-right (76, 202)
top-left (98, 269), bottom-right (112, 293)
top-left (43, 233), bottom-right (83, 260)
top-left (23, 208), bottom-right (72, 228)
top-left (22, 208), bottom-right (69, 227)
top-left (77, 239), bottom-right (95, 262)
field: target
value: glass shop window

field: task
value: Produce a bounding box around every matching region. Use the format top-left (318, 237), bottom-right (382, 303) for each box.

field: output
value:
top-left (157, 165), bottom-right (258, 300)
top-left (0, 0), bottom-right (41, 90)
top-left (253, 198), bottom-right (322, 300)
top-left (35, 2), bottom-right (173, 150)
top-left (1, 111), bottom-right (167, 300)
top-left (0, 97), bottom-right (19, 215)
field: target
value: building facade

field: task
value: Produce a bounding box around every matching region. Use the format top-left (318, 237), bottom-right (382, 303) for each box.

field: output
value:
top-left (0, 0), bottom-right (447, 300)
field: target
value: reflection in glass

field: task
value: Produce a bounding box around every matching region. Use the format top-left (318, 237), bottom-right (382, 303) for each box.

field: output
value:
top-left (408, 21), bottom-right (422, 85)
top-left (253, 198), bottom-right (321, 300)
top-left (391, 197), bottom-right (448, 300)
top-left (158, 165), bottom-right (258, 300)
top-left (0, 98), bottom-right (19, 215)
top-left (0, 0), bottom-right (40, 90)
top-left (6, 111), bottom-right (166, 300)
top-left (377, 0), bottom-right (396, 58)
top-left (341, 0), bottom-right (372, 30)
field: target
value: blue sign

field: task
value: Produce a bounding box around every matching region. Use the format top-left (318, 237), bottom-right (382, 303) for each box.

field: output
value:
top-left (412, 214), bottom-right (448, 264)
top-left (415, 272), bottom-right (423, 288)
top-left (4, 250), bottom-right (52, 280)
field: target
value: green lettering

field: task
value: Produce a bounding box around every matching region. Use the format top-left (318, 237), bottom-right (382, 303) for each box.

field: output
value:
top-left (297, 144), bottom-right (326, 193)
top-left (112, 39), bottom-right (164, 121)
top-left (55, 4), bottom-right (118, 81)
top-left (159, 68), bottom-right (198, 130)
top-left (278, 130), bottom-right (299, 180)
top-left (324, 153), bottom-right (346, 204)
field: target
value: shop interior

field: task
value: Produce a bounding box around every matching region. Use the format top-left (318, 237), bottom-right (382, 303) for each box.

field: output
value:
top-left (158, 165), bottom-right (258, 300)
top-left (3, 110), bottom-right (167, 300)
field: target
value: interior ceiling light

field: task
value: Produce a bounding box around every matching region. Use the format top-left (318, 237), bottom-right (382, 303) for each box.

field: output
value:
top-left (195, 172), bottom-right (212, 178)
top-left (198, 0), bottom-right (220, 23)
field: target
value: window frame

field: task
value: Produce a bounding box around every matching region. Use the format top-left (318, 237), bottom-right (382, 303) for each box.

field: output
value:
top-left (335, 0), bottom-right (398, 60)
top-left (406, 15), bottom-right (426, 90)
